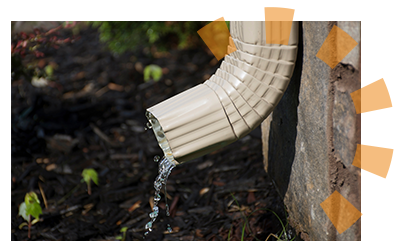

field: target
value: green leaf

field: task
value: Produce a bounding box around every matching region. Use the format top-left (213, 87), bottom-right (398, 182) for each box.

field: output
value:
top-left (143, 64), bottom-right (163, 82)
top-left (82, 168), bottom-right (99, 186)
top-left (117, 226), bottom-right (128, 241)
top-left (26, 202), bottom-right (42, 219)
top-left (44, 65), bottom-right (53, 76)
top-left (18, 202), bottom-right (29, 221)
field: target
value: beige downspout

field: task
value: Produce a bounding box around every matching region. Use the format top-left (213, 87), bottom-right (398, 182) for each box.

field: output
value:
top-left (146, 21), bottom-right (299, 165)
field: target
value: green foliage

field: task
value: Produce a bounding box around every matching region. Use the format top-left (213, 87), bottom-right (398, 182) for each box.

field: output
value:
top-left (115, 227), bottom-right (128, 241)
top-left (18, 192), bottom-right (42, 231)
top-left (81, 168), bottom-right (99, 195)
top-left (19, 192), bottom-right (42, 221)
top-left (89, 21), bottom-right (206, 54)
top-left (144, 64), bottom-right (163, 82)
top-left (82, 168), bottom-right (98, 185)
top-left (44, 64), bottom-right (54, 77)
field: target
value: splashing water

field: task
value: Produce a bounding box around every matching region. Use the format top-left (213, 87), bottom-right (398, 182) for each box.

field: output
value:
top-left (144, 122), bottom-right (153, 131)
top-left (144, 156), bottom-right (176, 237)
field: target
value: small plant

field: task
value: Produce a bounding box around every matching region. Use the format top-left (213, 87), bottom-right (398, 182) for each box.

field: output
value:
top-left (115, 227), bottom-right (128, 241)
top-left (11, 21), bottom-right (78, 82)
top-left (229, 193), bottom-right (295, 241)
top-left (18, 192), bottom-right (43, 238)
top-left (143, 64), bottom-right (163, 82)
top-left (81, 168), bottom-right (99, 195)
top-left (11, 22), bottom-right (77, 58)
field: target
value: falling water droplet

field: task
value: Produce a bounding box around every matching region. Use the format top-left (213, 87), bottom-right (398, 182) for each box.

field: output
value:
top-left (167, 224), bottom-right (172, 233)
top-left (145, 221), bottom-right (153, 230)
top-left (144, 156), bottom-right (176, 236)
top-left (164, 182), bottom-right (170, 216)
top-left (165, 204), bottom-right (170, 217)
top-left (154, 155), bottom-right (160, 162)
top-left (154, 181), bottom-right (162, 190)
top-left (149, 211), bottom-right (158, 219)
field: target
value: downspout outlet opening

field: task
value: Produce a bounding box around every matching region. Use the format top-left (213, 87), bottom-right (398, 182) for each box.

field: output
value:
top-left (145, 110), bottom-right (179, 166)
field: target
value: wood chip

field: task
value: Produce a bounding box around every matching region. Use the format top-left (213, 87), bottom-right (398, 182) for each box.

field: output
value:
top-left (212, 181), bottom-right (225, 187)
top-left (46, 163), bottom-right (57, 171)
top-left (197, 160), bottom-right (213, 170)
top-left (107, 83), bottom-right (124, 91)
top-left (195, 229), bottom-right (204, 237)
top-left (163, 226), bottom-right (179, 234)
top-left (95, 85), bottom-right (109, 97)
top-left (45, 134), bottom-right (79, 153)
top-left (82, 203), bottom-right (94, 215)
top-left (247, 192), bottom-right (256, 204)
top-left (63, 82), bottom-right (94, 99)
top-left (228, 205), bottom-right (251, 213)
top-left (149, 196), bottom-right (154, 211)
top-left (128, 200), bottom-right (141, 213)
top-left (199, 187), bottom-right (210, 196)
top-left (74, 71), bottom-right (86, 80)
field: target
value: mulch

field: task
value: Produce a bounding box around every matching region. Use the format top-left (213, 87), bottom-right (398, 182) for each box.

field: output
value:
top-left (11, 23), bottom-right (293, 241)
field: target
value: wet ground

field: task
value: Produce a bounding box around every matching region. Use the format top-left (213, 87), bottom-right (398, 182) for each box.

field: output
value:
top-left (11, 23), bottom-right (293, 241)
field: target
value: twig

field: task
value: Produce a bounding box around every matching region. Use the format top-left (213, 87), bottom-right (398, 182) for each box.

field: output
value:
top-left (38, 182), bottom-right (48, 209)
top-left (90, 123), bottom-right (119, 147)
top-left (169, 195), bottom-right (179, 217)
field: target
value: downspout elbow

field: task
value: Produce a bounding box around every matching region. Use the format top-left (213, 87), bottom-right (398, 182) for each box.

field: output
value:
top-left (146, 21), bottom-right (299, 165)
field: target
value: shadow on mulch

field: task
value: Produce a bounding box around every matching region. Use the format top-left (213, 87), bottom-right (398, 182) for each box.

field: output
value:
top-left (11, 24), bottom-right (294, 241)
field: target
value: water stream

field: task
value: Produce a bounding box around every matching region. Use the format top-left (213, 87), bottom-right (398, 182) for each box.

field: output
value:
top-left (143, 155), bottom-right (176, 237)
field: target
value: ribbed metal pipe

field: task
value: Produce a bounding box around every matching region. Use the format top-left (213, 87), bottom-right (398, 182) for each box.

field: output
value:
top-left (146, 21), bottom-right (299, 164)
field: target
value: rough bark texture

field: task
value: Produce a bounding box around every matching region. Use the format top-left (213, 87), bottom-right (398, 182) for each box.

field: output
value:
top-left (261, 21), bottom-right (361, 241)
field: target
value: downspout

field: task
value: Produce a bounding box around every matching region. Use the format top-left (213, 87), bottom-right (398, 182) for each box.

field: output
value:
top-left (146, 21), bottom-right (299, 165)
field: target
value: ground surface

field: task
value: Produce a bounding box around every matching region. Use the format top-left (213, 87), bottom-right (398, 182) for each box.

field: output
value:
top-left (11, 23), bottom-right (294, 241)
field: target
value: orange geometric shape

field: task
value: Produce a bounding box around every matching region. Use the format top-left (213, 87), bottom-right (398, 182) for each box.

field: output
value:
top-left (264, 7), bottom-right (295, 21)
top-left (214, 16), bottom-right (225, 22)
top-left (316, 25), bottom-right (358, 68)
top-left (350, 88), bottom-right (362, 114)
top-left (352, 145), bottom-right (361, 169)
top-left (352, 144), bottom-right (394, 178)
top-left (227, 36), bottom-right (236, 54)
top-left (320, 191), bottom-right (362, 234)
top-left (350, 78), bottom-right (392, 114)
top-left (264, 7), bottom-right (295, 45)
top-left (197, 17), bottom-right (237, 61)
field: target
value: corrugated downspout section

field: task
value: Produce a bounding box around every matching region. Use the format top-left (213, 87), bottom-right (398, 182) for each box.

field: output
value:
top-left (146, 21), bottom-right (299, 164)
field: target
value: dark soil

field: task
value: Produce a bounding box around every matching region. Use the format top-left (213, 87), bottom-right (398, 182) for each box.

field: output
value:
top-left (11, 23), bottom-right (292, 241)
